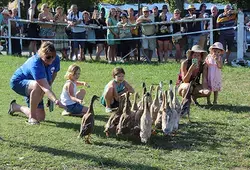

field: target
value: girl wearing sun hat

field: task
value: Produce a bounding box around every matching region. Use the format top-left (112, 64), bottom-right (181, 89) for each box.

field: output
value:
top-left (205, 42), bottom-right (224, 105)
top-left (178, 45), bottom-right (211, 105)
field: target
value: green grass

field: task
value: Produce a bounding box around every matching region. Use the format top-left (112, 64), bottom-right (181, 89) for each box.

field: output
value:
top-left (1, 55), bottom-right (250, 170)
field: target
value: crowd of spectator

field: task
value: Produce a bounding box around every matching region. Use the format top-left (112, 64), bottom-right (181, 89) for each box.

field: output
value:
top-left (0, 2), bottom-right (245, 64)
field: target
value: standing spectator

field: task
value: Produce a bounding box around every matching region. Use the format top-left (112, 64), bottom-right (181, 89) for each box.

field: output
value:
top-left (117, 13), bottom-right (132, 61)
top-left (67, 4), bottom-right (86, 61)
top-left (136, 6), bottom-right (156, 61)
top-left (209, 6), bottom-right (220, 43)
top-left (83, 11), bottom-right (95, 61)
top-left (171, 9), bottom-right (185, 62)
top-left (156, 12), bottom-right (172, 62)
top-left (217, 4), bottom-right (237, 64)
top-left (162, 4), bottom-right (174, 58)
top-left (11, 8), bottom-right (22, 55)
top-left (184, 5), bottom-right (202, 50)
top-left (100, 8), bottom-right (108, 60)
top-left (1, 9), bottom-right (11, 52)
top-left (54, 6), bottom-right (68, 60)
top-left (127, 8), bottom-right (138, 60)
top-left (198, 3), bottom-right (209, 49)
top-left (92, 9), bottom-right (106, 61)
top-left (38, 3), bottom-right (54, 40)
top-left (106, 8), bottom-right (119, 63)
top-left (27, 0), bottom-right (39, 57)
top-left (0, 7), bottom-right (4, 50)
top-left (152, 6), bottom-right (160, 61)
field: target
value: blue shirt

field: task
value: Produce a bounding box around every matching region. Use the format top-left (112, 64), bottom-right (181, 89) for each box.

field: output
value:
top-left (11, 54), bottom-right (60, 83)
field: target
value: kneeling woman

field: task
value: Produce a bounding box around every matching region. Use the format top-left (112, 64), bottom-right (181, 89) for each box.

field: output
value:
top-left (9, 41), bottom-right (65, 125)
top-left (178, 45), bottom-right (211, 105)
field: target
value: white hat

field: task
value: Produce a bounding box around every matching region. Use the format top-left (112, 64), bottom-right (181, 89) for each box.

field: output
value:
top-left (142, 6), bottom-right (149, 12)
top-left (186, 45), bottom-right (208, 60)
top-left (209, 42), bottom-right (225, 54)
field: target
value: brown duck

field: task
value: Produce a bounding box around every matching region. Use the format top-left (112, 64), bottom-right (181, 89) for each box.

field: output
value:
top-left (78, 95), bottom-right (99, 144)
top-left (104, 95), bottom-right (126, 137)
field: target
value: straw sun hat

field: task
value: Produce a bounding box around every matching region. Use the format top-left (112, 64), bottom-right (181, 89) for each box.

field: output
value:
top-left (186, 45), bottom-right (208, 60)
top-left (209, 42), bottom-right (225, 54)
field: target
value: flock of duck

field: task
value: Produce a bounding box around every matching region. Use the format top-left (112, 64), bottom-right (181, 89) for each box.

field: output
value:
top-left (78, 80), bottom-right (185, 144)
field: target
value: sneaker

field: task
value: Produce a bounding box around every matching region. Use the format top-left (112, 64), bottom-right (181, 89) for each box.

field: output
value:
top-left (8, 100), bottom-right (16, 116)
top-left (26, 118), bottom-right (40, 125)
top-left (105, 107), bottom-right (112, 113)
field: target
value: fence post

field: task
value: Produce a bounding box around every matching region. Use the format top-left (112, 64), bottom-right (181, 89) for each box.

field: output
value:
top-left (209, 17), bottom-right (213, 46)
top-left (237, 11), bottom-right (244, 60)
top-left (8, 19), bottom-right (12, 55)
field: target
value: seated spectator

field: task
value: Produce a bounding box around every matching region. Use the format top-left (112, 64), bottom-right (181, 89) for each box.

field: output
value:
top-left (178, 45), bottom-right (211, 105)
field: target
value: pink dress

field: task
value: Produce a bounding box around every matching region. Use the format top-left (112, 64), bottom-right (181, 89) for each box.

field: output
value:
top-left (205, 54), bottom-right (222, 91)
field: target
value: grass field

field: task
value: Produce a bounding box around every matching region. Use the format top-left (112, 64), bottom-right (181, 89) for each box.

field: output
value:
top-left (0, 55), bottom-right (250, 170)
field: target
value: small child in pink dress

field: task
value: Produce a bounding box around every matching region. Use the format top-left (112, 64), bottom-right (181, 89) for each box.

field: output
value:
top-left (205, 42), bottom-right (224, 105)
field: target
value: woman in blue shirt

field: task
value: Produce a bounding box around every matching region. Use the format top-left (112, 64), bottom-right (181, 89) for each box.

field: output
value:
top-left (9, 41), bottom-right (65, 125)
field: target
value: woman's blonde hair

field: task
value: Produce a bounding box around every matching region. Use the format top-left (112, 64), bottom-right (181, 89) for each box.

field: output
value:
top-left (38, 41), bottom-right (56, 57)
top-left (41, 3), bottom-right (48, 12)
top-left (64, 64), bottom-right (81, 79)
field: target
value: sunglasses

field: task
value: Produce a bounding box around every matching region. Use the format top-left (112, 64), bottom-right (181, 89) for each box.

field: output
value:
top-left (175, 13), bottom-right (180, 14)
top-left (46, 55), bottom-right (55, 60)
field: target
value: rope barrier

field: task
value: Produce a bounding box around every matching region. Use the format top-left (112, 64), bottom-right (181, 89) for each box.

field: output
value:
top-left (8, 17), bottom-right (211, 29)
top-left (1, 26), bottom-right (237, 42)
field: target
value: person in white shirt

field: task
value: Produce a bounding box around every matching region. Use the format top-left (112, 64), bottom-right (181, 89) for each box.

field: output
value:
top-left (67, 4), bottom-right (86, 61)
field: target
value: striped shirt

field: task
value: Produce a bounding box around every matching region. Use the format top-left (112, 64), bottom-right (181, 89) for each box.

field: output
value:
top-left (217, 12), bottom-right (237, 35)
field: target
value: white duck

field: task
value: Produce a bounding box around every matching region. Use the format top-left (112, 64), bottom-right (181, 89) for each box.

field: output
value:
top-left (150, 85), bottom-right (160, 124)
top-left (173, 85), bottom-right (181, 132)
top-left (140, 93), bottom-right (152, 143)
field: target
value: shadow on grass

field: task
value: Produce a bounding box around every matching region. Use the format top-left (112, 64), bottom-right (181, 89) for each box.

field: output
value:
top-left (43, 119), bottom-right (107, 138)
top-left (200, 104), bottom-right (250, 113)
top-left (7, 140), bottom-right (160, 170)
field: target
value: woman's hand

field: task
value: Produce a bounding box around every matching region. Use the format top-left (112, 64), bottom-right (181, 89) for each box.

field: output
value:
top-left (54, 100), bottom-right (66, 109)
top-left (189, 63), bottom-right (198, 72)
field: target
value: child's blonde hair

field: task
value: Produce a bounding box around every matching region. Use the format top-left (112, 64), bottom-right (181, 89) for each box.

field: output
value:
top-left (64, 64), bottom-right (81, 80)
top-left (112, 67), bottom-right (125, 78)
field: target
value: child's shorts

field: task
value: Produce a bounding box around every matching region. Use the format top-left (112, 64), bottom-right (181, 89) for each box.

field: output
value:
top-left (66, 103), bottom-right (83, 114)
top-left (100, 96), bottom-right (119, 108)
